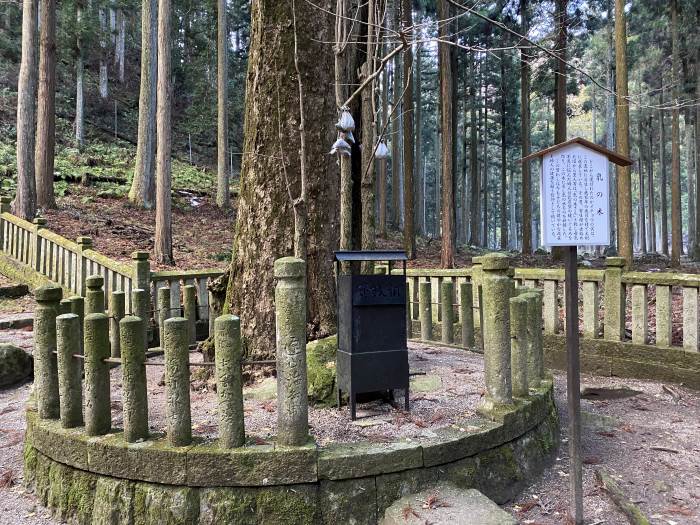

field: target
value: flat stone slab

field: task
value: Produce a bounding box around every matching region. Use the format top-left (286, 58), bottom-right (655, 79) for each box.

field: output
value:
top-left (380, 485), bottom-right (517, 525)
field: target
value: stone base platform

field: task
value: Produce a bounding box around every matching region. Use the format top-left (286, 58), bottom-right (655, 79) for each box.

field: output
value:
top-left (23, 380), bottom-right (559, 525)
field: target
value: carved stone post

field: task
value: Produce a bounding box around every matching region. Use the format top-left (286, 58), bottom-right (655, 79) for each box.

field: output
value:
top-left (274, 257), bottom-right (309, 447)
top-left (84, 313), bottom-right (111, 436)
top-left (603, 257), bottom-right (626, 341)
top-left (441, 280), bottom-right (455, 344)
top-left (109, 290), bottom-right (125, 357)
top-left (215, 315), bottom-right (245, 448)
top-left (459, 282), bottom-right (475, 348)
top-left (56, 313), bottom-right (83, 428)
top-left (164, 317), bottom-right (192, 446)
top-left (120, 316), bottom-right (149, 442)
top-left (509, 295), bottom-right (529, 398)
top-left (76, 236), bottom-right (93, 297)
top-left (158, 286), bottom-right (171, 346)
top-left (131, 288), bottom-right (150, 349)
top-left (183, 284), bottom-right (197, 344)
top-left (419, 281), bottom-right (432, 341)
top-left (85, 275), bottom-right (105, 315)
top-left (524, 289), bottom-right (544, 388)
top-left (34, 285), bottom-right (62, 419)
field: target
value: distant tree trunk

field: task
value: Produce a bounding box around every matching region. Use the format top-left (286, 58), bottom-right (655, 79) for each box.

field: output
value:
top-left (647, 115), bottom-right (656, 253)
top-left (130, 0), bottom-right (157, 208)
top-left (224, 0), bottom-right (337, 360)
top-left (115, 8), bottom-right (125, 83)
top-left (500, 51), bottom-right (507, 251)
top-left (155, 0), bottom-right (174, 265)
top-left (468, 50), bottom-right (480, 247)
top-left (461, 59), bottom-right (469, 245)
top-left (686, 110), bottom-right (694, 256)
top-left (98, 6), bottom-right (109, 100)
top-left (14, 0), bottom-right (38, 220)
top-left (670, 0), bottom-right (681, 267)
top-left (660, 85), bottom-right (669, 255)
top-left (605, 0), bottom-right (616, 249)
top-left (638, 113), bottom-right (646, 254)
top-left (75, 1), bottom-right (85, 149)
top-left (415, 42), bottom-right (424, 238)
top-left (552, 0), bottom-right (567, 261)
top-left (378, 42), bottom-right (388, 238)
top-left (520, 0), bottom-right (531, 254)
top-left (615, 0), bottom-right (633, 267)
top-left (390, 0), bottom-right (401, 230)
top-left (35, 0), bottom-right (57, 210)
top-left (482, 65), bottom-right (488, 248)
top-left (436, 0), bottom-right (454, 267)
top-left (695, 24), bottom-right (700, 261)
top-left (216, 0), bottom-right (230, 208)
top-left (401, 0), bottom-right (415, 258)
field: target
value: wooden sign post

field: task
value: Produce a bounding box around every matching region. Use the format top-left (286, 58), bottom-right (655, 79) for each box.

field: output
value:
top-left (524, 137), bottom-right (633, 525)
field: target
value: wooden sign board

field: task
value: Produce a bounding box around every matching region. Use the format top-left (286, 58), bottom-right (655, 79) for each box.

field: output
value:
top-left (539, 142), bottom-right (610, 247)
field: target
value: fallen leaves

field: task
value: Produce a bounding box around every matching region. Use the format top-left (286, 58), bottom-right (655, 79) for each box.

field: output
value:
top-left (0, 469), bottom-right (16, 488)
top-left (420, 491), bottom-right (451, 511)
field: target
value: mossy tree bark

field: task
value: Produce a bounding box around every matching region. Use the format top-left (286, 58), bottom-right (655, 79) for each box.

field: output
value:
top-left (129, 0), bottom-right (157, 208)
top-left (224, 0), bottom-right (338, 361)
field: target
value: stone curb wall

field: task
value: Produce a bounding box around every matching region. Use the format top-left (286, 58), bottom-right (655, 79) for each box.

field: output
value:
top-left (24, 382), bottom-right (559, 524)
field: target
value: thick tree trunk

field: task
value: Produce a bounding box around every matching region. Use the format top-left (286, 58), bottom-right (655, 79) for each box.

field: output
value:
top-left (130, 0), bottom-right (157, 208)
top-left (660, 86), bottom-right (669, 255)
top-left (155, 0), bottom-right (174, 265)
top-left (401, 0), bottom-right (415, 258)
top-left (360, 0), bottom-right (376, 272)
top-left (468, 50), bottom-right (479, 247)
top-left (437, 0), bottom-right (454, 268)
top-left (638, 114), bottom-right (646, 254)
top-left (520, 0), bottom-right (531, 254)
top-left (224, 0), bottom-right (338, 360)
top-left (500, 51), bottom-right (507, 251)
top-left (415, 43), bottom-right (424, 237)
top-left (216, 0), bottom-right (230, 208)
top-left (390, 0), bottom-right (401, 231)
top-left (670, 0), bottom-right (681, 267)
top-left (14, 0), bottom-right (38, 220)
top-left (648, 115), bottom-right (656, 253)
top-left (606, 0), bottom-right (616, 250)
top-left (615, 0), bottom-right (633, 267)
top-left (686, 110), bottom-right (695, 256)
top-left (75, 2), bottom-right (85, 149)
top-left (35, 0), bottom-right (57, 210)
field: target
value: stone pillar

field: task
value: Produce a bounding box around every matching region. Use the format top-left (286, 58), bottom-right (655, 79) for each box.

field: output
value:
top-left (441, 280), bottom-right (455, 344)
top-left (183, 284), bottom-right (197, 344)
top-left (32, 217), bottom-right (47, 271)
top-left (70, 295), bottom-right (85, 354)
top-left (34, 285), bottom-right (62, 419)
top-left (215, 315), bottom-right (245, 448)
top-left (0, 196), bottom-right (10, 249)
top-left (131, 251), bottom-right (151, 292)
top-left (131, 288), bottom-right (151, 350)
top-left (470, 260), bottom-right (483, 329)
top-left (158, 286), bottom-right (171, 346)
top-left (405, 283), bottom-right (413, 339)
top-left (85, 275), bottom-right (105, 315)
top-left (164, 317), bottom-right (192, 446)
top-left (209, 291), bottom-right (221, 339)
top-left (76, 236), bottom-right (93, 297)
top-left (459, 282), bottom-right (475, 348)
top-left (582, 281), bottom-right (600, 339)
top-left (274, 257), bottom-right (309, 447)
top-left (631, 285), bottom-right (648, 345)
top-left (478, 253), bottom-right (513, 412)
top-left (109, 290), bottom-right (125, 358)
top-left (419, 280), bottom-right (432, 341)
top-left (59, 298), bottom-right (72, 315)
top-left (524, 289), bottom-right (544, 388)
top-left (655, 285), bottom-right (672, 347)
top-left (509, 296), bottom-right (529, 398)
top-left (542, 280), bottom-right (560, 334)
top-left (56, 313), bottom-right (83, 428)
top-left (84, 313), bottom-right (111, 436)
top-left (603, 257), bottom-right (626, 341)
top-left (120, 316), bottom-right (149, 442)
top-left (682, 287), bottom-right (698, 352)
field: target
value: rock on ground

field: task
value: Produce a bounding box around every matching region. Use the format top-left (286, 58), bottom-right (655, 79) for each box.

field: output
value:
top-left (0, 344), bottom-right (32, 387)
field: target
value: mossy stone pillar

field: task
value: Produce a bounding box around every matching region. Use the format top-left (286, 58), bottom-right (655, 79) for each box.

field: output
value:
top-left (509, 296), bottom-right (529, 398)
top-left (603, 257), bottom-right (626, 341)
top-left (274, 257), bottom-right (309, 447)
top-left (405, 283), bottom-right (413, 339)
top-left (470, 259), bottom-right (483, 329)
top-left (158, 286), bottom-right (171, 346)
top-left (131, 251), bottom-right (151, 293)
top-left (84, 313), bottom-right (111, 436)
top-left (76, 237), bottom-right (93, 297)
top-left (164, 317), bottom-right (192, 446)
top-left (109, 291), bottom-right (125, 358)
top-left (183, 284), bottom-right (197, 345)
top-left (656, 285), bottom-right (672, 347)
top-left (34, 285), bottom-right (62, 419)
top-left (56, 313), bottom-right (83, 428)
top-left (120, 316), bottom-right (149, 442)
top-left (131, 288), bottom-right (150, 349)
top-left (70, 295), bottom-right (85, 354)
top-left (59, 298), bottom-right (71, 315)
top-left (524, 289), bottom-right (544, 388)
top-left (459, 282), bottom-right (475, 348)
top-left (478, 253), bottom-right (513, 413)
top-left (441, 280), bottom-right (455, 344)
top-left (215, 315), bottom-right (245, 448)
top-left (631, 285), bottom-right (648, 345)
top-left (85, 275), bottom-right (105, 315)
top-left (419, 281), bottom-right (432, 341)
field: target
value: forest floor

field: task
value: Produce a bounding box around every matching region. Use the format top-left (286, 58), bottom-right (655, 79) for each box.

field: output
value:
top-left (1, 288), bottom-right (699, 524)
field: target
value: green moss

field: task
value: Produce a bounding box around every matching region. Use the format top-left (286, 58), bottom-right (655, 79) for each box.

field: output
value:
top-left (255, 486), bottom-right (318, 525)
top-left (133, 483), bottom-right (199, 525)
top-left (306, 335), bottom-right (337, 405)
top-left (22, 442), bottom-right (38, 488)
top-left (199, 488), bottom-right (257, 524)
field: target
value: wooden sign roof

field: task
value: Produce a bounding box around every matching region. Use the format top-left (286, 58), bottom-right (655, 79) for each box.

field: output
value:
top-left (521, 137), bottom-right (634, 167)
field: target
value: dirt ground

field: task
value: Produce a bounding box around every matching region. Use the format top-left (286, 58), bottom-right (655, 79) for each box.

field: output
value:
top-left (1, 299), bottom-right (699, 524)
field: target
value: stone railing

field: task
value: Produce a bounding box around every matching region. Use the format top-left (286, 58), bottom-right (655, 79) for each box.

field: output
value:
top-left (0, 197), bottom-right (224, 337)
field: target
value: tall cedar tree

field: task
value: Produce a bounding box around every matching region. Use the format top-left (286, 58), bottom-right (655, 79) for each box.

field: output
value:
top-left (520, 0), bottom-right (531, 254)
top-left (36, 0), bottom-right (57, 209)
top-left (224, 0), bottom-right (338, 360)
top-left (551, 0), bottom-right (567, 261)
top-left (216, 0), bottom-right (230, 208)
top-left (670, 0), bottom-right (681, 267)
top-left (401, 0), bottom-right (415, 258)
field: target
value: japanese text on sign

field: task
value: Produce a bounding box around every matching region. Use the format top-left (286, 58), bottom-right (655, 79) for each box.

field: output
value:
top-left (540, 143), bottom-right (610, 246)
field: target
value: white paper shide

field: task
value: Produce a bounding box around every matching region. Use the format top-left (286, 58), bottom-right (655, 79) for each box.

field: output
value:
top-left (540, 143), bottom-right (610, 247)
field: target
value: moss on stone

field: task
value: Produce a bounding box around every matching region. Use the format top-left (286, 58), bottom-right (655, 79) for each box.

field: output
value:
top-left (23, 441), bottom-right (38, 488)
top-left (198, 488), bottom-right (257, 525)
top-left (255, 485), bottom-right (318, 525)
top-left (306, 335), bottom-right (337, 405)
top-left (133, 483), bottom-right (199, 525)
top-left (93, 476), bottom-right (135, 525)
